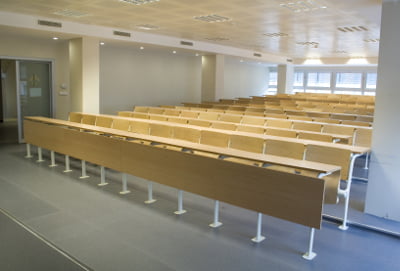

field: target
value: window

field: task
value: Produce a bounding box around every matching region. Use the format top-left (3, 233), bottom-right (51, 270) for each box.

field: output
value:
top-left (305, 89), bottom-right (331, 94)
top-left (293, 72), bottom-right (304, 87)
top-left (336, 73), bottom-right (362, 88)
top-left (307, 72), bottom-right (331, 87)
top-left (268, 71), bottom-right (278, 86)
top-left (334, 90), bottom-right (362, 95)
top-left (366, 73), bottom-right (377, 89)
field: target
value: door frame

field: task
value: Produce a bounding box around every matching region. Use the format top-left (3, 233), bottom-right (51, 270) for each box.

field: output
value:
top-left (0, 55), bottom-right (55, 143)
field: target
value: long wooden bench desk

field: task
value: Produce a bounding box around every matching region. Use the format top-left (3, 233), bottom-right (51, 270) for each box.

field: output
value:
top-left (132, 106), bottom-right (373, 147)
top-left (119, 110), bottom-right (353, 144)
top-left (24, 116), bottom-right (343, 260)
top-left (71, 112), bottom-right (369, 230)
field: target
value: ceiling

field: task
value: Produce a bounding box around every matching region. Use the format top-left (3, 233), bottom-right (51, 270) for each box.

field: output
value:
top-left (0, 0), bottom-right (382, 60)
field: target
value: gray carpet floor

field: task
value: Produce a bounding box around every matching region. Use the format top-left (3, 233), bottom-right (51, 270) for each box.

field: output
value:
top-left (0, 143), bottom-right (399, 271)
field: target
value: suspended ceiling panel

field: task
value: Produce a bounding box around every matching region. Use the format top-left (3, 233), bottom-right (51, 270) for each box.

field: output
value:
top-left (0, 0), bottom-right (382, 59)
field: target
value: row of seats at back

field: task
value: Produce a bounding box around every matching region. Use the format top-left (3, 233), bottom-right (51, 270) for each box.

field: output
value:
top-left (120, 110), bottom-right (373, 147)
top-left (134, 106), bottom-right (373, 126)
top-left (68, 112), bottom-right (353, 180)
top-left (120, 111), bottom-right (350, 143)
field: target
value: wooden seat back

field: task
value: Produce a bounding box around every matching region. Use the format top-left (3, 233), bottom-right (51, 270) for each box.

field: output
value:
top-left (265, 128), bottom-right (297, 138)
top-left (241, 116), bottom-right (265, 125)
top-left (211, 122), bottom-right (237, 131)
top-left (264, 139), bottom-right (305, 160)
top-left (172, 126), bottom-right (201, 143)
top-left (200, 130), bottom-right (230, 148)
top-left (188, 119), bottom-right (211, 127)
top-left (149, 123), bottom-right (173, 138)
top-left (292, 122), bottom-right (322, 132)
top-left (322, 125), bottom-right (355, 136)
top-left (69, 112), bottom-right (82, 123)
top-left (198, 112), bottom-right (220, 121)
top-left (164, 109), bottom-right (180, 116)
top-left (129, 120), bottom-right (149, 134)
top-left (236, 125), bottom-right (265, 134)
top-left (148, 108), bottom-right (165, 114)
top-left (133, 106), bottom-right (149, 113)
top-left (219, 114), bottom-right (242, 123)
top-left (112, 118), bottom-right (131, 132)
top-left (180, 111), bottom-right (200, 118)
top-left (354, 128), bottom-right (372, 147)
top-left (81, 114), bottom-right (96, 125)
top-left (229, 134), bottom-right (264, 153)
top-left (95, 116), bottom-right (113, 128)
top-left (149, 115), bottom-right (168, 121)
top-left (305, 144), bottom-right (351, 180)
top-left (266, 119), bottom-right (292, 129)
top-left (298, 132), bottom-right (333, 142)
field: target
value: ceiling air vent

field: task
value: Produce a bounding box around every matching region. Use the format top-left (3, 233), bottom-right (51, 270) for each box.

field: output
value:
top-left (296, 41), bottom-right (319, 48)
top-left (194, 14), bottom-right (231, 23)
top-left (205, 37), bottom-right (230, 41)
top-left (287, 59), bottom-right (293, 62)
top-left (337, 26), bottom-right (369, 32)
top-left (37, 20), bottom-right (62, 28)
top-left (264, 32), bottom-right (289, 37)
top-left (364, 38), bottom-right (380, 43)
top-left (119, 0), bottom-right (160, 5)
top-left (180, 41), bottom-right (194, 46)
top-left (253, 53), bottom-right (262, 57)
top-left (280, 0), bottom-right (327, 12)
top-left (113, 30), bottom-right (131, 37)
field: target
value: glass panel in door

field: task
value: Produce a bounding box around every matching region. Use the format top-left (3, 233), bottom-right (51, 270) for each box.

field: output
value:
top-left (17, 60), bottom-right (52, 142)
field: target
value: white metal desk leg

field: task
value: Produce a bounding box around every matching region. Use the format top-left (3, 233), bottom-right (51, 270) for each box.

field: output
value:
top-left (302, 228), bottom-right (317, 260)
top-left (98, 166), bottom-right (108, 186)
top-left (25, 144), bottom-right (32, 158)
top-left (63, 155), bottom-right (72, 172)
top-left (37, 147), bottom-right (44, 162)
top-left (119, 173), bottom-right (130, 194)
top-left (339, 153), bottom-right (362, 230)
top-left (174, 190), bottom-right (186, 215)
top-left (79, 160), bottom-right (90, 179)
top-left (49, 151), bottom-right (57, 167)
top-left (364, 152), bottom-right (370, 170)
top-left (209, 200), bottom-right (223, 228)
top-left (252, 213), bottom-right (265, 243)
top-left (144, 182), bottom-right (156, 204)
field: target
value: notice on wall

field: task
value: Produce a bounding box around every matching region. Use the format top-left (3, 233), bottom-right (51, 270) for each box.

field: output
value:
top-left (29, 88), bottom-right (42, 97)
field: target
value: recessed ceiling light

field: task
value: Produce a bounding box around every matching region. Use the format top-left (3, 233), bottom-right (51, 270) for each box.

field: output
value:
top-left (195, 53), bottom-right (199, 56)
top-left (194, 14), bottom-right (231, 23)
top-left (173, 50), bottom-right (177, 54)
top-left (140, 46), bottom-right (144, 50)
top-left (119, 0), bottom-right (160, 5)
top-left (52, 37), bottom-right (59, 40)
top-left (136, 24), bottom-right (160, 30)
top-left (304, 58), bottom-right (323, 65)
top-left (240, 59), bottom-right (244, 63)
top-left (347, 58), bottom-right (369, 65)
top-left (100, 42), bottom-right (105, 45)
top-left (280, 0), bottom-right (327, 12)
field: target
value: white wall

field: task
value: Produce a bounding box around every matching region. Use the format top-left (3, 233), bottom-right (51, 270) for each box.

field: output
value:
top-left (223, 57), bottom-right (269, 99)
top-left (0, 32), bottom-right (70, 120)
top-left (100, 45), bottom-right (202, 114)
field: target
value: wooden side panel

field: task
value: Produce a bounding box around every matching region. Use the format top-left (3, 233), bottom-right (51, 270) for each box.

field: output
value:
top-left (120, 140), bottom-right (325, 228)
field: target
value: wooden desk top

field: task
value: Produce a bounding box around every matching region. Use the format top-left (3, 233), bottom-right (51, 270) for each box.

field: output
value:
top-left (91, 113), bottom-right (370, 154)
top-left (26, 116), bottom-right (342, 174)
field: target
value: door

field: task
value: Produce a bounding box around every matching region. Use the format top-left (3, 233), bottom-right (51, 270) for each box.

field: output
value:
top-left (17, 60), bottom-right (52, 142)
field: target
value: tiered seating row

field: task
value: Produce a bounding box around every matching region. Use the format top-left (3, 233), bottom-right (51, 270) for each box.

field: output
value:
top-left (129, 106), bottom-right (373, 147)
top-left (181, 102), bottom-right (375, 121)
top-left (24, 116), bottom-right (342, 260)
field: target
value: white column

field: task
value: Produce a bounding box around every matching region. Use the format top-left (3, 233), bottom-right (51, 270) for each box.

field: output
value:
top-left (365, 1), bottom-right (400, 222)
top-left (201, 55), bottom-right (225, 102)
top-left (69, 37), bottom-right (100, 113)
top-left (277, 64), bottom-right (294, 94)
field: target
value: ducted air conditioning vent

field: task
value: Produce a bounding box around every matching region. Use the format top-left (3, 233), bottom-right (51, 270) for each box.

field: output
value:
top-left (38, 20), bottom-right (62, 28)
top-left (253, 53), bottom-right (262, 57)
top-left (113, 31), bottom-right (131, 37)
top-left (180, 41), bottom-right (194, 46)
